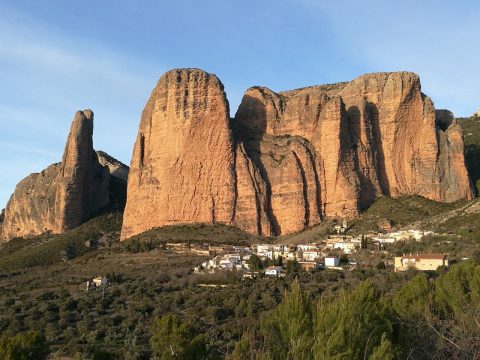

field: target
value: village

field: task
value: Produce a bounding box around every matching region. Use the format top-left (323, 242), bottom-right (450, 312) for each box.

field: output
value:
top-left (178, 220), bottom-right (451, 277)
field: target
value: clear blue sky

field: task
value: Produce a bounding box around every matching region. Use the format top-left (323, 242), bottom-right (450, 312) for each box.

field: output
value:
top-left (1, 0), bottom-right (479, 208)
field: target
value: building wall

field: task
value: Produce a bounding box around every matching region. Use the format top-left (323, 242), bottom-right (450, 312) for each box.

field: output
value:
top-left (395, 257), bottom-right (448, 271)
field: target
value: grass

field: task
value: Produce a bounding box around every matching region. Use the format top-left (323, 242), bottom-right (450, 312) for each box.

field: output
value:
top-left (121, 222), bottom-right (262, 252)
top-left (0, 212), bottom-right (122, 273)
top-left (348, 195), bottom-right (465, 234)
top-left (0, 197), bottom-right (479, 358)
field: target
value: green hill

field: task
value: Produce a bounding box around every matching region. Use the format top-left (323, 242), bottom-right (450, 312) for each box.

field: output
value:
top-left (458, 115), bottom-right (480, 195)
top-left (0, 212), bottom-right (122, 272)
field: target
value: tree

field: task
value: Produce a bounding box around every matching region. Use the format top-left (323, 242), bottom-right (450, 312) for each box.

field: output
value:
top-left (313, 281), bottom-right (397, 360)
top-left (247, 254), bottom-right (263, 272)
top-left (434, 260), bottom-right (480, 315)
top-left (369, 334), bottom-right (394, 360)
top-left (0, 331), bottom-right (49, 360)
top-left (285, 260), bottom-right (301, 276)
top-left (227, 331), bottom-right (260, 360)
top-left (261, 279), bottom-right (313, 359)
top-left (361, 235), bottom-right (368, 250)
top-left (339, 254), bottom-right (349, 265)
top-left (390, 262), bottom-right (480, 359)
top-left (150, 314), bottom-right (207, 359)
top-left (392, 273), bottom-right (431, 321)
top-left (276, 255), bottom-right (284, 267)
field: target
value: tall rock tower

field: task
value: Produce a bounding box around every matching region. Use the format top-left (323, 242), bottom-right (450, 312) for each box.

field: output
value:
top-left (120, 69), bottom-right (474, 239)
top-left (120, 69), bottom-right (237, 240)
top-left (0, 110), bottom-right (127, 241)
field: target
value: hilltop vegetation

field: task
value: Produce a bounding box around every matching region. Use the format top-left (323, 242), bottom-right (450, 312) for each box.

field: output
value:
top-left (0, 191), bottom-right (479, 358)
top-left (0, 245), bottom-right (478, 359)
top-left (0, 212), bottom-right (122, 272)
top-left (122, 223), bottom-right (261, 253)
top-left (458, 114), bottom-right (480, 194)
top-left (228, 260), bottom-right (480, 360)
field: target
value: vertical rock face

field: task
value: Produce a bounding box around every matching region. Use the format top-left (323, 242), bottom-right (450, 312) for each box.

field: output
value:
top-left (435, 110), bottom-right (473, 201)
top-left (0, 110), bottom-right (128, 241)
top-left (120, 69), bottom-right (474, 239)
top-left (55, 110), bottom-right (110, 232)
top-left (120, 69), bottom-right (236, 240)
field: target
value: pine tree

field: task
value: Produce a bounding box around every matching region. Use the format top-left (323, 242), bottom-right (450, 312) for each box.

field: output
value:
top-left (150, 314), bottom-right (206, 359)
top-left (261, 279), bottom-right (313, 360)
top-left (313, 281), bottom-right (396, 360)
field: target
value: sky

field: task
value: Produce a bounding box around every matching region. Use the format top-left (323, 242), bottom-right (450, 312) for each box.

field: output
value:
top-left (1, 0), bottom-right (479, 208)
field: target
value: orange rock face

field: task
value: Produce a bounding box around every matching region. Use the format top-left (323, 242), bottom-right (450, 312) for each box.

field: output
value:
top-left (120, 69), bottom-right (236, 240)
top-left (121, 69), bottom-right (474, 239)
top-left (0, 110), bottom-right (128, 241)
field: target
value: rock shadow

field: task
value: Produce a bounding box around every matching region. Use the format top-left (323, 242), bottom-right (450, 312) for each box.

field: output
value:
top-left (232, 95), bottom-right (281, 236)
top-left (346, 103), bottom-right (390, 208)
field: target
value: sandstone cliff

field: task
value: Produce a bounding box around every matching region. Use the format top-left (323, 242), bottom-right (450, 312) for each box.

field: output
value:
top-left (120, 69), bottom-right (474, 239)
top-left (0, 110), bottom-right (129, 241)
top-left (121, 69), bottom-right (236, 240)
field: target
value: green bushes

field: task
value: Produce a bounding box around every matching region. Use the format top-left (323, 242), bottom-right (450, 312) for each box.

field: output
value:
top-left (0, 331), bottom-right (49, 360)
top-left (121, 223), bottom-right (259, 253)
top-left (231, 261), bottom-right (480, 359)
top-left (239, 280), bottom-right (398, 360)
top-left (0, 212), bottom-right (122, 272)
top-left (314, 281), bottom-right (397, 359)
top-left (150, 314), bottom-right (207, 359)
top-left (262, 280), bottom-right (312, 359)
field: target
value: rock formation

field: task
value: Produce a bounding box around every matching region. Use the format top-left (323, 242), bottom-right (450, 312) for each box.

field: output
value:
top-left (121, 69), bottom-right (237, 239)
top-left (96, 151), bottom-right (129, 210)
top-left (119, 69), bottom-right (474, 239)
top-left (0, 110), bottom-right (129, 241)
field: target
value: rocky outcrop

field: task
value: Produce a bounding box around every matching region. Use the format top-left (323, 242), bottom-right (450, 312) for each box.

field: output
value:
top-left (96, 151), bottom-right (129, 210)
top-left (120, 69), bottom-right (236, 240)
top-left (121, 69), bottom-right (474, 239)
top-left (0, 110), bottom-right (129, 241)
top-left (435, 110), bottom-right (473, 201)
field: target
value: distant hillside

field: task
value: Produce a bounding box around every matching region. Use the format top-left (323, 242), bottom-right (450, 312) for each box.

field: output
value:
top-left (0, 212), bottom-right (122, 272)
top-left (458, 115), bottom-right (480, 195)
top-left (274, 195), bottom-right (465, 244)
top-left (121, 223), bottom-right (262, 252)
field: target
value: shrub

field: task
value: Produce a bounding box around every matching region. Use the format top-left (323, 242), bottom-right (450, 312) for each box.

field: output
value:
top-left (0, 330), bottom-right (49, 360)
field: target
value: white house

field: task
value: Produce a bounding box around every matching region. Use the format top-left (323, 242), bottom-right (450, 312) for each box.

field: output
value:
top-left (302, 251), bottom-right (321, 261)
top-left (324, 256), bottom-right (340, 268)
top-left (372, 236), bottom-right (396, 244)
top-left (333, 241), bottom-right (358, 254)
top-left (297, 244), bottom-right (318, 252)
top-left (233, 246), bottom-right (251, 253)
top-left (218, 254), bottom-right (242, 269)
top-left (273, 244), bottom-right (289, 252)
top-left (257, 244), bottom-right (273, 254)
top-left (265, 266), bottom-right (284, 277)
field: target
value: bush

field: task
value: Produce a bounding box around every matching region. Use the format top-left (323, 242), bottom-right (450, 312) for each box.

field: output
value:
top-left (0, 330), bottom-right (49, 360)
top-left (150, 314), bottom-right (207, 359)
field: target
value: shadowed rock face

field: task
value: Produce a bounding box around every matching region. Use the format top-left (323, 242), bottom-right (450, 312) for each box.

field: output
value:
top-left (120, 69), bottom-right (474, 239)
top-left (0, 110), bottom-right (129, 241)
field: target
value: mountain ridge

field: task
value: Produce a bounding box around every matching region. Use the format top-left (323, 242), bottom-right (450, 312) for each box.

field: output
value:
top-left (120, 68), bottom-right (474, 240)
